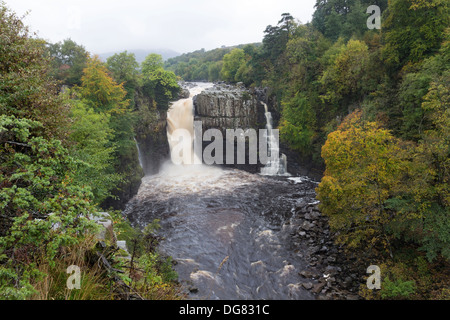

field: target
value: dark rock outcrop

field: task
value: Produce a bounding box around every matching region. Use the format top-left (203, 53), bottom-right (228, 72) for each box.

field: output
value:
top-left (134, 88), bottom-right (171, 176)
top-left (194, 83), bottom-right (265, 133)
top-left (193, 83), bottom-right (268, 173)
top-left (136, 111), bottom-right (170, 176)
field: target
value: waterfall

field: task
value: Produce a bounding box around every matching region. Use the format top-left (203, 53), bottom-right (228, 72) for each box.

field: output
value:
top-left (166, 82), bottom-right (213, 166)
top-left (134, 137), bottom-right (144, 169)
top-left (167, 98), bottom-right (196, 165)
top-left (260, 102), bottom-right (289, 176)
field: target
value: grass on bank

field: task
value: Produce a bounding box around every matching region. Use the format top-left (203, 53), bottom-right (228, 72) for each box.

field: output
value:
top-left (25, 213), bottom-right (182, 300)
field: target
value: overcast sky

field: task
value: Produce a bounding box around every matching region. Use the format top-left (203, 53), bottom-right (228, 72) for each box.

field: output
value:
top-left (5, 0), bottom-right (317, 55)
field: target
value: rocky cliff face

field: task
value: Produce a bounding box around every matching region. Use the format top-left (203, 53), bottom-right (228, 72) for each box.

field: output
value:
top-left (194, 83), bottom-right (264, 133)
top-left (134, 89), bottom-right (171, 176)
top-left (193, 83), bottom-right (269, 172)
top-left (136, 115), bottom-right (169, 176)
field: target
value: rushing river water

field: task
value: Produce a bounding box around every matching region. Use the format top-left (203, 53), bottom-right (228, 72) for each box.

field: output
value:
top-left (124, 83), bottom-right (320, 300)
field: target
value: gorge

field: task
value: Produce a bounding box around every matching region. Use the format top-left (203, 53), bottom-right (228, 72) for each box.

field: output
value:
top-left (125, 83), bottom-right (361, 300)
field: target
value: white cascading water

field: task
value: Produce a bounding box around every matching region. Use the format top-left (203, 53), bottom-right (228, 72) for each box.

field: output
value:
top-left (166, 82), bottom-right (213, 166)
top-left (134, 137), bottom-right (144, 169)
top-left (260, 102), bottom-right (289, 176)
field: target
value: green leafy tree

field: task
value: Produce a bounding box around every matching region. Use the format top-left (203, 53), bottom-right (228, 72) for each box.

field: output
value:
top-left (67, 99), bottom-right (122, 204)
top-left (0, 115), bottom-right (98, 299)
top-left (0, 5), bottom-right (70, 141)
top-left (320, 39), bottom-right (370, 110)
top-left (285, 24), bottom-right (330, 90)
top-left (0, 5), bottom-right (100, 298)
top-left (141, 53), bottom-right (164, 74)
top-left (106, 51), bottom-right (140, 103)
top-left (397, 29), bottom-right (450, 140)
top-left (77, 55), bottom-right (141, 209)
top-left (47, 39), bottom-right (89, 87)
top-left (408, 71), bottom-right (450, 261)
top-left (382, 0), bottom-right (449, 71)
top-left (208, 61), bottom-right (223, 82)
top-left (141, 54), bottom-right (179, 110)
top-left (279, 93), bottom-right (317, 155)
top-left (262, 13), bottom-right (296, 64)
top-left (220, 48), bottom-right (246, 83)
top-left (312, 0), bottom-right (388, 41)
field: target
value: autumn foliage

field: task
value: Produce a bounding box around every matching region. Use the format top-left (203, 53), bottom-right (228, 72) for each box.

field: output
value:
top-left (317, 110), bottom-right (409, 250)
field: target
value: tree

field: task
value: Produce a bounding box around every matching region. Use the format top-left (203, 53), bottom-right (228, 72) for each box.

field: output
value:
top-left (407, 70), bottom-right (450, 261)
top-left (285, 24), bottom-right (330, 90)
top-left (382, 0), bottom-right (449, 71)
top-left (76, 55), bottom-right (142, 208)
top-left (0, 5), bottom-right (70, 141)
top-left (319, 39), bottom-right (370, 111)
top-left (397, 28), bottom-right (450, 141)
top-left (66, 99), bottom-right (122, 204)
top-left (220, 48), bottom-right (246, 83)
top-left (262, 13), bottom-right (296, 63)
top-left (208, 61), bottom-right (223, 82)
top-left (106, 51), bottom-right (140, 103)
top-left (47, 39), bottom-right (89, 87)
top-left (78, 55), bottom-right (129, 114)
top-left (0, 114), bottom-right (99, 299)
top-left (141, 54), bottom-right (179, 110)
top-left (312, 0), bottom-right (388, 41)
top-left (141, 53), bottom-right (164, 75)
top-left (316, 110), bottom-right (409, 251)
top-left (279, 93), bottom-right (316, 154)
top-left (0, 5), bottom-right (102, 298)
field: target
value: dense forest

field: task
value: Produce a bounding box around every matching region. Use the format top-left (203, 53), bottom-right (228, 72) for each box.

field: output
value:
top-left (1, 0), bottom-right (449, 300)
top-left (164, 43), bottom-right (262, 82)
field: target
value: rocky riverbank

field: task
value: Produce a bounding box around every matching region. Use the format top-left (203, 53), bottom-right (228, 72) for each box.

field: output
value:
top-left (285, 198), bottom-right (367, 300)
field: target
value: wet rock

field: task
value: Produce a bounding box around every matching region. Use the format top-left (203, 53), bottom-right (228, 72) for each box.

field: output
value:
top-left (302, 282), bottom-right (314, 290)
top-left (178, 88), bottom-right (190, 99)
top-left (91, 212), bottom-right (116, 243)
top-left (301, 221), bottom-right (315, 231)
top-left (194, 84), bottom-right (259, 134)
top-left (324, 265), bottom-right (341, 275)
top-left (299, 270), bottom-right (315, 279)
top-left (189, 286), bottom-right (199, 294)
top-left (312, 282), bottom-right (326, 294)
top-left (310, 246), bottom-right (321, 254)
top-left (342, 276), bottom-right (353, 289)
top-left (326, 277), bottom-right (336, 283)
top-left (319, 246), bottom-right (328, 253)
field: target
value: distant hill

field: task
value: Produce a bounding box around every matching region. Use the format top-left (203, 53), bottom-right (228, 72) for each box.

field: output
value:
top-left (98, 48), bottom-right (180, 63)
top-left (166, 43), bottom-right (261, 65)
top-left (164, 43), bottom-right (262, 82)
